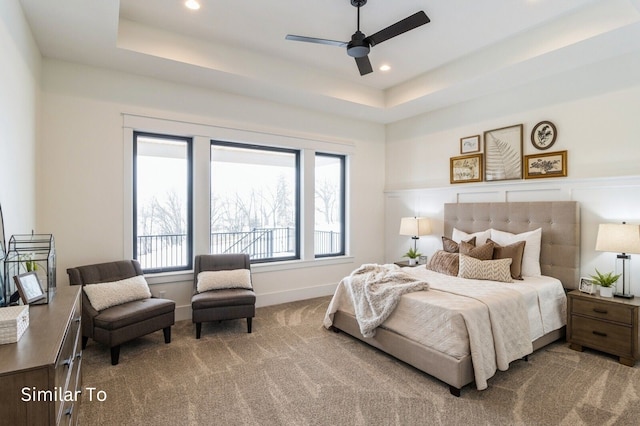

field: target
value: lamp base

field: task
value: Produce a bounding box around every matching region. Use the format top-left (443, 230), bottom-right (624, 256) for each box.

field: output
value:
top-left (614, 292), bottom-right (635, 299)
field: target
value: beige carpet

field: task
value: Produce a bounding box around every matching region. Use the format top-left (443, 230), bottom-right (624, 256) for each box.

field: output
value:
top-left (79, 296), bottom-right (640, 425)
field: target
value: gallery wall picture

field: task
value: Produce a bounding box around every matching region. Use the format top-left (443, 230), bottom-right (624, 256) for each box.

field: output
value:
top-left (524, 150), bottom-right (568, 179)
top-left (483, 124), bottom-right (523, 181)
top-left (450, 153), bottom-right (483, 184)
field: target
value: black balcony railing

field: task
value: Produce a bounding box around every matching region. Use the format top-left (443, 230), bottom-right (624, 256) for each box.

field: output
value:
top-left (136, 228), bottom-right (341, 270)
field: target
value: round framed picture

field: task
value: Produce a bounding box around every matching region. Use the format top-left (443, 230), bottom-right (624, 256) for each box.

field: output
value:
top-left (531, 121), bottom-right (557, 150)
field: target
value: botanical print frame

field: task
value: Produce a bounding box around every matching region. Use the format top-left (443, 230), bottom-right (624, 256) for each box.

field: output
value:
top-left (531, 121), bottom-right (557, 150)
top-left (579, 277), bottom-right (595, 294)
top-left (460, 135), bottom-right (480, 154)
top-left (483, 124), bottom-right (523, 181)
top-left (14, 272), bottom-right (46, 304)
top-left (524, 150), bottom-right (567, 179)
top-left (450, 153), bottom-right (483, 184)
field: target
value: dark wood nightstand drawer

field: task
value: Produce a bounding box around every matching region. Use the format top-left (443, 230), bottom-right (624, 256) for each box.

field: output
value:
top-left (572, 298), bottom-right (633, 325)
top-left (571, 316), bottom-right (633, 356)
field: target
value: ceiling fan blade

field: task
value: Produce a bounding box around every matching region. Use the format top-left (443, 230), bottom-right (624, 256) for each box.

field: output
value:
top-left (367, 11), bottom-right (430, 47)
top-left (285, 34), bottom-right (347, 48)
top-left (355, 55), bottom-right (373, 76)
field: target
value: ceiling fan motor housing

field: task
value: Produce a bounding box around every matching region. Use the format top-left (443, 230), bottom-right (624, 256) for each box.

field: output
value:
top-left (347, 31), bottom-right (370, 57)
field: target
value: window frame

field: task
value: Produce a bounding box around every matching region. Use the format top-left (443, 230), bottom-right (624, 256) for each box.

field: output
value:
top-left (209, 140), bottom-right (301, 263)
top-left (314, 152), bottom-right (346, 258)
top-left (133, 131), bottom-right (194, 273)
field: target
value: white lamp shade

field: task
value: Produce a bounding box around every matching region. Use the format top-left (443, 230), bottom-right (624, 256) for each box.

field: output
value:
top-left (399, 217), bottom-right (431, 237)
top-left (595, 223), bottom-right (640, 254)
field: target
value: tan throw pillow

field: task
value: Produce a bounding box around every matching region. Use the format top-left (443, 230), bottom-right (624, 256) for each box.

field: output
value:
top-left (442, 236), bottom-right (476, 253)
top-left (458, 254), bottom-right (513, 283)
top-left (426, 250), bottom-right (459, 276)
top-left (488, 238), bottom-right (526, 280)
top-left (460, 240), bottom-right (494, 260)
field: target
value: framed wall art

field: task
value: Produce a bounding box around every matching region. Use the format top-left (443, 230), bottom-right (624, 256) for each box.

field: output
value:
top-left (531, 121), bottom-right (557, 150)
top-left (524, 150), bottom-right (567, 179)
top-left (483, 124), bottom-right (523, 181)
top-left (460, 135), bottom-right (480, 154)
top-left (450, 153), bottom-right (483, 184)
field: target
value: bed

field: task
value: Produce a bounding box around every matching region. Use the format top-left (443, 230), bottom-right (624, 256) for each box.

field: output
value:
top-left (324, 201), bottom-right (580, 396)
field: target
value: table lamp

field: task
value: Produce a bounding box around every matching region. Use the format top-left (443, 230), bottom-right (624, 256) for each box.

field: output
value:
top-left (399, 217), bottom-right (431, 253)
top-left (595, 222), bottom-right (640, 299)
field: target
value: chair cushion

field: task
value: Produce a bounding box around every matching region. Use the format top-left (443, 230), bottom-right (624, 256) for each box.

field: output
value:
top-left (94, 298), bottom-right (175, 331)
top-left (192, 288), bottom-right (256, 310)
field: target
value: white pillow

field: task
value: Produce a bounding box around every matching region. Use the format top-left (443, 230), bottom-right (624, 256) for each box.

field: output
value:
top-left (197, 269), bottom-right (252, 293)
top-left (490, 228), bottom-right (542, 277)
top-left (83, 275), bottom-right (152, 311)
top-left (458, 254), bottom-right (513, 283)
top-left (452, 228), bottom-right (492, 245)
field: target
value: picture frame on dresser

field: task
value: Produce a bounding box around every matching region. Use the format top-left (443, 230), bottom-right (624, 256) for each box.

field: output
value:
top-left (13, 272), bottom-right (46, 304)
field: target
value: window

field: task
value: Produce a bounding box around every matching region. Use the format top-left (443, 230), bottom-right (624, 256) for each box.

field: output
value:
top-left (315, 153), bottom-right (345, 257)
top-left (133, 132), bottom-right (192, 272)
top-left (210, 142), bottom-right (300, 262)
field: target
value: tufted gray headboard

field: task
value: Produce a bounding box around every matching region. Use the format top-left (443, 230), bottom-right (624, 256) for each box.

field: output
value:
top-left (444, 201), bottom-right (580, 290)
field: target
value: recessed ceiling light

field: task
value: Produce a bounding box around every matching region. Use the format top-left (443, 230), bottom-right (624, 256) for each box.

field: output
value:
top-left (185, 0), bottom-right (200, 10)
top-left (379, 64), bottom-right (391, 72)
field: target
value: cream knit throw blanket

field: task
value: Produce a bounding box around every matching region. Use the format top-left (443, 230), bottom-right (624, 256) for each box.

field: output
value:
top-left (340, 263), bottom-right (429, 338)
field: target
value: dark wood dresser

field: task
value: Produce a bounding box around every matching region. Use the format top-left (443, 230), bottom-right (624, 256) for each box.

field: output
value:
top-left (0, 286), bottom-right (82, 425)
top-left (567, 289), bottom-right (640, 366)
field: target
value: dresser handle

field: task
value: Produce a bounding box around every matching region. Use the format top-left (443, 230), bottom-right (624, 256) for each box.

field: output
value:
top-left (63, 357), bottom-right (73, 368)
top-left (593, 308), bottom-right (608, 314)
top-left (592, 331), bottom-right (608, 337)
top-left (65, 405), bottom-right (74, 417)
top-left (74, 317), bottom-right (81, 323)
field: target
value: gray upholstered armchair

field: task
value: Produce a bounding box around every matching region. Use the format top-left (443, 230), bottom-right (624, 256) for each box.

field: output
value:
top-left (67, 260), bottom-right (175, 365)
top-left (191, 254), bottom-right (256, 338)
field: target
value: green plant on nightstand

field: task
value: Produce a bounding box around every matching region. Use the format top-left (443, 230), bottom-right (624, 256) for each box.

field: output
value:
top-left (589, 268), bottom-right (621, 297)
top-left (403, 247), bottom-right (421, 265)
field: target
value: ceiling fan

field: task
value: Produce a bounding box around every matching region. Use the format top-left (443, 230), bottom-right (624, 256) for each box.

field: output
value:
top-left (285, 0), bottom-right (430, 76)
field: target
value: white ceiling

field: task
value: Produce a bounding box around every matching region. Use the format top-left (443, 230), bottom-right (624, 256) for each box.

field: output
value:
top-left (18, 0), bottom-right (640, 123)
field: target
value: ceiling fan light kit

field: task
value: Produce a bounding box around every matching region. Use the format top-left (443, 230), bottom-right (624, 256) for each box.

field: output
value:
top-left (286, 0), bottom-right (430, 76)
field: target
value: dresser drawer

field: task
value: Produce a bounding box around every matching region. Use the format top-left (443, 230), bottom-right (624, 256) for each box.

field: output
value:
top-left (571, 315), bottom-right (633, 356)
top-left (572, 298), bottom-right (633, 325)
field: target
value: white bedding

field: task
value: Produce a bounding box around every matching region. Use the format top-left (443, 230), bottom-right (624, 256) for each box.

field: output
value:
top-left (324, 266), bottom-right (567, 390)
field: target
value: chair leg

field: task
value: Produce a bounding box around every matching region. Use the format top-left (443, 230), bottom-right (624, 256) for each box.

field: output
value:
top-left (82, 336), bottom-right (88, 349)
top-left (247, 317), bottom-right (252, 333)
top-left (163, 326), bottom-right (171, 343)
top-left (195, 322), bottom-right (202, 339)
top-left (110, 345), bottom-right (120, 366)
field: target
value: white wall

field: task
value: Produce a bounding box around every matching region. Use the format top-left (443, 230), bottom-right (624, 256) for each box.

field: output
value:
top-left (39, 59), bottom-right (386, 320)
top-left (384, 59), bottom-right (640, 295)
top-left (0, 0), bottom-right (40, 238)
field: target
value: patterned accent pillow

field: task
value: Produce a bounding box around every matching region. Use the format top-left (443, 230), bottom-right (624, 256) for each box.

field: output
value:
top-left (460, 240), bottom-right (494, 260)
top-left (426, 250), bottom-right (459, 276)
top-left (458, 254), bottom-right (513, 283)
top-left (488, 238), bottom-right (525, 280)
top-left (442, 236), bottom-right (476, 253)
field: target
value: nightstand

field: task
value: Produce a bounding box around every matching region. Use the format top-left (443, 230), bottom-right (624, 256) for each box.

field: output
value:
top-left (567, 290), bottom-right (640, 366)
